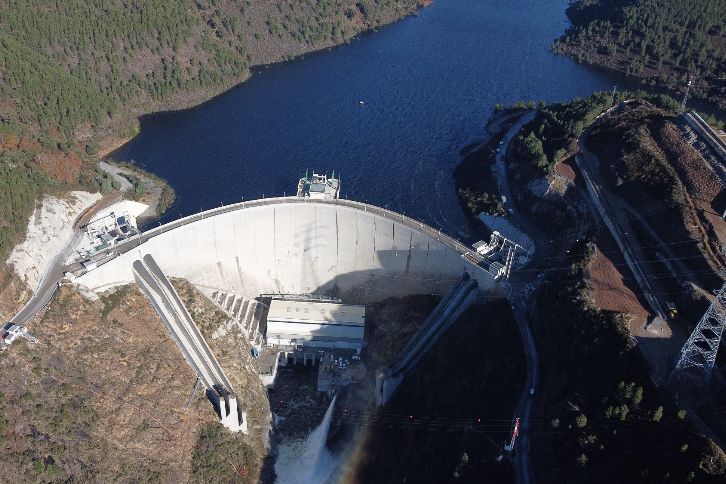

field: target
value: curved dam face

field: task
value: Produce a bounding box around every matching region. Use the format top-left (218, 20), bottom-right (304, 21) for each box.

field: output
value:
top-left (76, 198), bottom-right (500, 302)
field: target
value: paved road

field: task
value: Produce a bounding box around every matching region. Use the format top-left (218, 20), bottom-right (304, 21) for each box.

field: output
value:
top-left (511, 287), bottom-right (540, 484)
top-left (9, 230), bottom-right (84, 326)
top-left (494, 111), bottom-right (537, 211)
top-left (492, 110), bottom-right (540, 484)
top-left (8, 192), bottom-right (127, 327)
top-left (99, 161), bottom-right (133, 191)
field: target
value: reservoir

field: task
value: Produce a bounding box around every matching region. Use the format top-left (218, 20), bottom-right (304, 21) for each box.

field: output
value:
top-left (112, 0), bottom-right (615, 239)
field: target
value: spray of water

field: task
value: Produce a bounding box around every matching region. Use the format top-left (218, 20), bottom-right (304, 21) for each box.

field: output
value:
top-left (275, 396), bottom-right (338, 484)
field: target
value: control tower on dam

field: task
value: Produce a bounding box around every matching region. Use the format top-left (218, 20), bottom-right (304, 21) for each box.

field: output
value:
top-left (75, 198), bottom-right (501, 302)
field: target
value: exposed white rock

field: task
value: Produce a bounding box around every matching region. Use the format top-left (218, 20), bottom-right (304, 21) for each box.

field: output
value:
top-left (7, 191), bottom-right (102, 292)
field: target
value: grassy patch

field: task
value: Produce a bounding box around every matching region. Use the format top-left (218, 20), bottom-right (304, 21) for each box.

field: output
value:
top-left (100, 285), bottom-right (132, 319)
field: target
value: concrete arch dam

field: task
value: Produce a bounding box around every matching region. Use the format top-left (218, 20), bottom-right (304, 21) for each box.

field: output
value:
top-left (76, 198), bottom-right (501, 302)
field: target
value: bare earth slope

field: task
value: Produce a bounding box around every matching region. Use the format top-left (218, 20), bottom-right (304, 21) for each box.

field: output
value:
top-left (0, 282), bottom-right (269, 482)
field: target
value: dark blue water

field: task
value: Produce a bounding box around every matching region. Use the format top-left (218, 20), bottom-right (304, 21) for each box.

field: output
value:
top-left (113, 0), bottom-right (615, 239)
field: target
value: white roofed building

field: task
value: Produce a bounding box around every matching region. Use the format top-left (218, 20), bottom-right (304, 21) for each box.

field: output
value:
top-left (265, 300), bottom-right (365, 353)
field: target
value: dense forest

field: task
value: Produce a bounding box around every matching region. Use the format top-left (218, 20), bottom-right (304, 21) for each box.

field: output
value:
top-left (534, 240), bottom-right (726, 483)
top-left (0, 0), bottom-right (422, 263)
top-left (508, 90), bottom-right (680, 175)
top-left (554, 0), bottom-right (726, 110)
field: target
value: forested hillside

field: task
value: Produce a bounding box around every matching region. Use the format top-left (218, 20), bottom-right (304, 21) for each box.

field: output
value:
top-left (554, 0), bottom-right (726, 110)
top-left (0, 0), bottom-right (422, 263)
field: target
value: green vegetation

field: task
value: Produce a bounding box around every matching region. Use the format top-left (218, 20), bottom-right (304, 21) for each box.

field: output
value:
top-left (452, 107), bottom-right (576, 219)
top-left (100, 285), bottom-right (132, 319)
top-left (510, 90), bottom-right (680, 174)
top-left (453, 130), bottom-right (510, 217)
top-left (520, 131), bottom-right (548, 170)
top-left (533, 240), bottom-right (726, 482)
top-left (587, 100), bottom-right (685, 205)
top-left (554, 0), bottom-right (726, 109)
top-left (192, 423), bottom-right (260, 483)
top-left (112, 162), bottom-right (177, 216)
top-left (0, 0), bottom-right (421, 266)
top-left (0, 151), bottom-right (46, 258)
top-left (0, 346), bottom-right (99, 482)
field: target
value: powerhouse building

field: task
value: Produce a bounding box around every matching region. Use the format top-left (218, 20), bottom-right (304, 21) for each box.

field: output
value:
top-left (265, 300), bottom-right (365, 353)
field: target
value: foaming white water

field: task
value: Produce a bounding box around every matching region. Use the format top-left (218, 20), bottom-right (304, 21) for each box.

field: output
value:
top-left (275, 396), bottom-right (338, 484)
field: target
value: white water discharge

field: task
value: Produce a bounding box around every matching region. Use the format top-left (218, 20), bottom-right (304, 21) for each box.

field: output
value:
top-left (275, 396), bottom-right (338, 484)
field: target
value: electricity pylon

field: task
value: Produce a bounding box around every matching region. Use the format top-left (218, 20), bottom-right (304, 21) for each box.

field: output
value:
top-left (670, 281), bottom-right (726, 385)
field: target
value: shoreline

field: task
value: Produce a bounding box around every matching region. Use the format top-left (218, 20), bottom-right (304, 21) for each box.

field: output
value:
top-left (100, 3), bottom-right (429, 161)
top-left (1, 0), bottom-right (429, 317)
top-left (453, 109), bottom-right (527, 223)
top-left (98, 160), bottom-right (176, 221)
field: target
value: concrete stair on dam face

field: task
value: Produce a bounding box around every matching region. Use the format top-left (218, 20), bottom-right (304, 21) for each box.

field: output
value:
top-left (231, 297), bottom-right (243, 320)
top-left (249, 302), bottom-right (269, 346)
top-left (237, 300), bottom-right (250, 325)
top-left (207, 290), bottom-right (268, 345)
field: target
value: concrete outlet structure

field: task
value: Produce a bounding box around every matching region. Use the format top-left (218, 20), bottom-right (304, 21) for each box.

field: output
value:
top-left (376, 273), bottom-right (480, 406)
top-left (133, 254), bottom-right (247, 433)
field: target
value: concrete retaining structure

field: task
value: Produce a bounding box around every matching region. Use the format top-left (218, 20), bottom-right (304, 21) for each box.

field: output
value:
top-left (376, 273), bottom-right (480, 406)
top-left (684, 112), bottom-right (726, 163)
top-left (133, 254), bottom-right (247, 433)
top-left (76, 198), bottom-right (500, 302)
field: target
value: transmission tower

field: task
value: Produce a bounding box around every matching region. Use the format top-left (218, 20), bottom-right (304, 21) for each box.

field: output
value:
top-left (670, 281), bottom-right (726, 385)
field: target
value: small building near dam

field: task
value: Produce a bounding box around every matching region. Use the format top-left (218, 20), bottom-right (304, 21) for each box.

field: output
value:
top-left (265, 299), bottom-right (365, 353)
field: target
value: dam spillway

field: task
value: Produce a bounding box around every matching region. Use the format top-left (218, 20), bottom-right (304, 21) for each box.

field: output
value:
top-left (75, 198), bottom-right (500, 302)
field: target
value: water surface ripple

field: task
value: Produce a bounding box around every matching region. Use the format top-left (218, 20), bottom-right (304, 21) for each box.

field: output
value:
top-left (113, 0), bottom-right (614, 239)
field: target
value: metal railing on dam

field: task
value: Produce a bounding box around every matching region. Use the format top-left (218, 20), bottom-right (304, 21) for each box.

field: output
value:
top-left (93, 196), bottom-right (486, 271)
